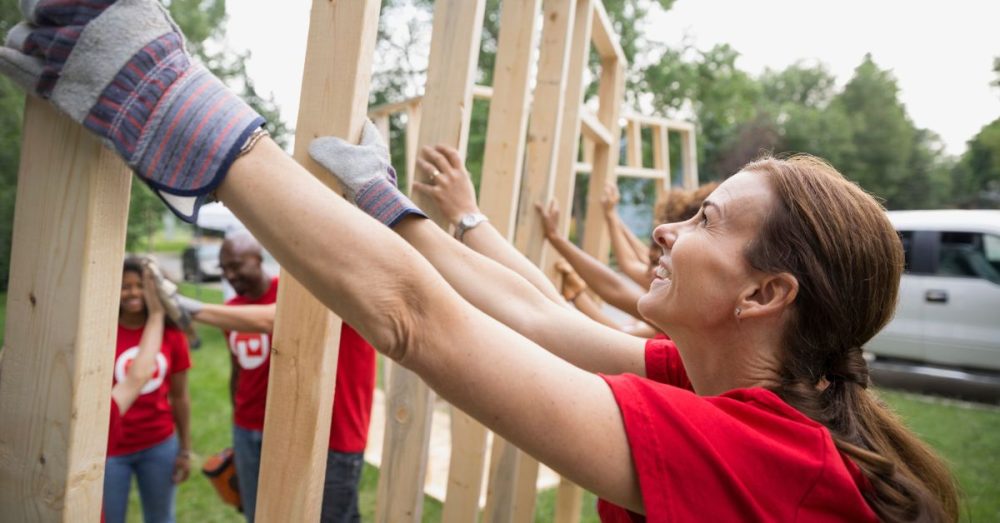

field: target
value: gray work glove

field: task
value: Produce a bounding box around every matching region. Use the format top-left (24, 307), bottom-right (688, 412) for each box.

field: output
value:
top-left (309, 120), bottom-right (427, 227)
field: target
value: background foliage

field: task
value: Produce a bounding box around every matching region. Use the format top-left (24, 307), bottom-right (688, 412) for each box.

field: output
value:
top-left (0, 0), bottom-right (997, 280)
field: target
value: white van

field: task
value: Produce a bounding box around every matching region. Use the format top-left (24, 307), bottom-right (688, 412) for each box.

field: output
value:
top-left (867, 210), bottom-right (1000, 372)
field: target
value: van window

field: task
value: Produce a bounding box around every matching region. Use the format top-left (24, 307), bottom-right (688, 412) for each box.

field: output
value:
top-left (936, 231), bottom-right (1000, 284)
top-left (898, 230), bottom-right (915, 272)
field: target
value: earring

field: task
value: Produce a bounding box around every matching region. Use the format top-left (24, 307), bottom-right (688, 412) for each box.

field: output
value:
top-left (735, 307), bottom-right (742, 318)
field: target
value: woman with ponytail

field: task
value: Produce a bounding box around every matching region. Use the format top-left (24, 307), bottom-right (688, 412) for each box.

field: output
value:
top-left (2, 3), bottom-right (956, 519)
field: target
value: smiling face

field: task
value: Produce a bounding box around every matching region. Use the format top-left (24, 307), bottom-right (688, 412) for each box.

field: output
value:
top-left (638, 170), bottom-right (776, 334)
top-left (120, 270), bottom-right (145, 316)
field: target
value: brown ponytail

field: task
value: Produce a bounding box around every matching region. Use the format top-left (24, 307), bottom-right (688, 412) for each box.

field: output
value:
top-left (742, 155), bottom-right (959, 522)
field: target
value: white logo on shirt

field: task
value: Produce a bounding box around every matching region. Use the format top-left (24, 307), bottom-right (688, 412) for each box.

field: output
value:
top-left (229, 332), bottom-right (270, 370)
top-left (114, 347), bottom-right (168, 395)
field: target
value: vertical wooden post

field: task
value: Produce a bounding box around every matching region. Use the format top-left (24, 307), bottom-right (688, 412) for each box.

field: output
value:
top-left (652, 124), bottom-right (670, 206)
top-left (405, 102), bottom-right (422, 196)
top-left (255, 2), bottom-right (381, 521)
top-left (378, 1), bottom-right (486, 521)
top-left (543, 0), bottom-right (594, 283)
top-left (625, 120), bottom-right (642, 168)
top-left (0, 98), bottom-right (131, 521)
top-left (579, 54), bottom-right (626, 263)
top-left (477, 0), bottom-right (542, 240)
top-left (374, 114), bottom-right (391, 142)
top-left (681, 128), bottom-right (698, 190)
top-left (464, 1), bottom-right (543, 522)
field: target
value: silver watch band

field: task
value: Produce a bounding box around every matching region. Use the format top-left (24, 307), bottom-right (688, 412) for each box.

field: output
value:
top-left (455, 213), bottom-right (489, 242)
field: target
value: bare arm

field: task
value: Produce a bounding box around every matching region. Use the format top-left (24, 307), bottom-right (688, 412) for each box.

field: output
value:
top-left (413, 145), bottom-right (564, 305)
top-left (216, 138), bottom-right (645, 512)
top-left (601, 183), bottom-right (652, 287)
top-left (537, 200), bottom-right (645, 321)
top-left (111, 269), bottom-right (165, 413)
top-left (570, 291), bottom-right (624, 330)
top-left (192, 303), bottom-right (276, 333)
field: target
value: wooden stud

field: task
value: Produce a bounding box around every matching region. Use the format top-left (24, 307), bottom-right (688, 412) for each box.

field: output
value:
top-left (681, 129), bottom-right (699, 190)
top-left (553, 478), bottom-right (585, 523)
top-left (625, 119), bottom-right (642, 168)
top-left (478, 0), bottom-right (543, 240)
top-left (379, 1), bottom-right (487, 521)
top-left (616, 166), bottom-right (664, 179)
top-left (480, 1), bottom-right (578, 521)
top-left (0, 98), bottom-right (131, 521)
top-left (374, 114), bottom-right (391, 142)
top-left (580, 56), bottom-right (626, 264)
top-left (405, 102), bottom-right (422, 196)
top-left (542, 0), bottom-right (594, 285)
top-left (590, 0), bottom-right (626, 63)
top-left (255, 2), bottom-right (381, 521)
top-left (475, 1), bottom-right (546, 520)
top-left (578, 109), bottom-right (613, 146)
top-left (651, 124), bottom-right (671, 206)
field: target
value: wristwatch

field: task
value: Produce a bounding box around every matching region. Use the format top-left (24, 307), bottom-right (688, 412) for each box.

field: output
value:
top-left (454, 213), bottom-right (489, 242)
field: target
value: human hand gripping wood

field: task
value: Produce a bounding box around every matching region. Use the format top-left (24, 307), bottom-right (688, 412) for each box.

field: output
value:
top-left (413, 144), bottom-right (481, 225)
top-left (534, 199), bottom-right (561, 241)
top-left (600, 181), bottom-right (621, 216)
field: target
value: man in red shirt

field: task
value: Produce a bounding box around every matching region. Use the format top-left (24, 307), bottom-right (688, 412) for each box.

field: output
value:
top-left (167, 230), bottom-right (375, 523)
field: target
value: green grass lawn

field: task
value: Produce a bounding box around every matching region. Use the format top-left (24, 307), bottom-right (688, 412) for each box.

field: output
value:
top-left (0, 289), bottom-right (998, 521)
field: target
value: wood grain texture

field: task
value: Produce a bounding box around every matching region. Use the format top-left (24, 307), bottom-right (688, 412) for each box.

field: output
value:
top-left (256, 1), bottom-right (380, 521)
top-left (652, 124), bottom-right (671, 206)
top-left (379, 1), bottom-right (487, 521)
top-left (541, 0), bottom-right (594, 284)
top-left (483, 4), bottom-right (577, 519)
top-left (580, 57), bottom-right (625, 264)
top-left (477, 0), bottom-right (542, 240)
top-left (0, 97), bottom-right (131, 521)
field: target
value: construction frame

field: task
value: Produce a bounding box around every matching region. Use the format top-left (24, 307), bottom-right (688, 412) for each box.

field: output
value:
top-left (0, 1), bottom-right (697, 521)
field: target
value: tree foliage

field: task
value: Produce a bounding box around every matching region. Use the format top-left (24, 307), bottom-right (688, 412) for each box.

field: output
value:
top-left (0, 0), bottom-right (288, 288)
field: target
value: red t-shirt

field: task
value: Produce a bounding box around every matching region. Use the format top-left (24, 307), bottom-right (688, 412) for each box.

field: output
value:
top-left (226, 277), bottom-right (280, 431)
top-left (226, 277), bottom-right (376, 452)
top-left (596, 339), bottom-right (876, 522)
top-left (108, 323), bottom-right (191, 456)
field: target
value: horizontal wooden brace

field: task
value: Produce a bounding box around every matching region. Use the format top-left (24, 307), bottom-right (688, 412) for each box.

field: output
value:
top-left (579, 109), bottom-right (612, 146)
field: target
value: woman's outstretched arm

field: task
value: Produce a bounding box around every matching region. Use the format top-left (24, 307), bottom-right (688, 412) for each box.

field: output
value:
top-left (601, 183), bottom-right (653, 286)
top-left (215, 138), bottom-right (645, 513)
top-left (536, 200), bottom-right (645, 321)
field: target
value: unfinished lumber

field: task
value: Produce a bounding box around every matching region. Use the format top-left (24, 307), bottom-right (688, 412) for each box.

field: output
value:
top-left (379, 1), bottom-right (487, 521)
top-left (625, 119), bottom-right (643, 168)
top-left (543, 0), bottom-right (594, 285)
top-left (405, 102), bottom-right (421, 195)
top-left (0, 98), bottom-right (131, 521)
top-left (579, 109), bottom-right (613, 146)
top-left (590, 0), bottom-right (626, 63)
top-left (480, 2), bottom-right (578, 520)
top-left (580, 55), bottom-right (626, 264)
top-left (472, 1), bottom-right (545, 521)
top-left (478, 0), bottom-right (542, 240)
top-left (681, 129), bottom-right (699, 190)
top-left (255, 2), bottom-right (380, 521)
top-left (652, 124), bottom-right (671, 205)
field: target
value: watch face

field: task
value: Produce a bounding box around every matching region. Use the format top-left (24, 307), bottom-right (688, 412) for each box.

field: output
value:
top-left (462, 214), bottom-right (478, 227)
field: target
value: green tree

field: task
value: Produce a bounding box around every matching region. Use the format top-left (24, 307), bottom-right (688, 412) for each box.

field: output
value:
top-left (953, 118), bottom-right (1000, 208)
top-left (0, 1), bottom-right (289, 287)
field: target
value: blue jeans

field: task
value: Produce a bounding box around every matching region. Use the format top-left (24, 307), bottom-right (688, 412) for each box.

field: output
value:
top-left (320, 451), bottom-right (364, 523)
top-left (103, 434), bottom-right (179, 523)
top-left (232, 425), bottom-right (263, 523)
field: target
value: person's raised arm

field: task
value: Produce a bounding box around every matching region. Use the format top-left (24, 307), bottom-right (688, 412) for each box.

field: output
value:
top-left (219, 138), bottom-right (645, 512)
top-left (601, 183), bottom-right (653, 286)
top-left (110, 268), bottom-right (165, 413)
top-left (412, 145), bottom-right (564, 306)
top-left (0, 3), bottom-right (645, 510)
top-left (536, 199), bottom-right (645, 321)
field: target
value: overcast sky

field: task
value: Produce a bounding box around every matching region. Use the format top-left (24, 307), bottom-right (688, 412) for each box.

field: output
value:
top-left (226, 0), bottom-right (999, 155)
